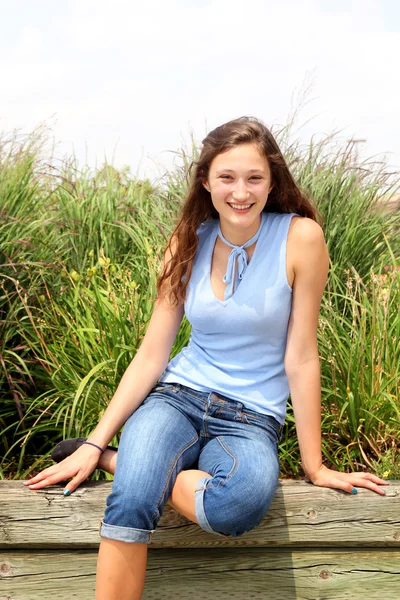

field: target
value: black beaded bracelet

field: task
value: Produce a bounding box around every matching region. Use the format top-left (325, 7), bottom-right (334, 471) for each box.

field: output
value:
top-left (82, 441), bottom-right (104, 454)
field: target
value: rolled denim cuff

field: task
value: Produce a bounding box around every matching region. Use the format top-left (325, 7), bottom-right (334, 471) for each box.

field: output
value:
top-left (99, 520), bottom-right (155, 544)
top-left (194, 476), bottom-right (229, 537)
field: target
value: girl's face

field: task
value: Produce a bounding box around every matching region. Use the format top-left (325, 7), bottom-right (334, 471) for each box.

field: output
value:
top-left (202, 143), bottom-right (274, 241)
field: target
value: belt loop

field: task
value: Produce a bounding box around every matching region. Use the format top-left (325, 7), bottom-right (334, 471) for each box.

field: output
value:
top-left (235, 401), bottom-right (244, 421)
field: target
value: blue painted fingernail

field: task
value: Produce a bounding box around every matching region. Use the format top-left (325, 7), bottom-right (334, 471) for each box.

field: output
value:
top-left (63, 489), bottom-right (71, 496)
top-left (385, 480), bottom-right (390, 483)
top-left (352, 488), bottom-right (358, 494)
top-left (23, 480), bottom-right (27, 484)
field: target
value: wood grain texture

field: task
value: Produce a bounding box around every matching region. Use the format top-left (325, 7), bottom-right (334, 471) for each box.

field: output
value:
top-left (1, 548), bottom-right (400, 600)
top-left (1, 480), bottom-right (399, 549)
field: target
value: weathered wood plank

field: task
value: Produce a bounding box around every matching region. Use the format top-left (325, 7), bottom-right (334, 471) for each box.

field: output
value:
top-left (1, 480), bottom-right (399, 549)
top-left (1, 548), bottom-right (399, 599)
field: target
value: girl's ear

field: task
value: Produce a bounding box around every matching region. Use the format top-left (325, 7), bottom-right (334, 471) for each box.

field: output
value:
top-left (202, 180), bottom-right (210, 193)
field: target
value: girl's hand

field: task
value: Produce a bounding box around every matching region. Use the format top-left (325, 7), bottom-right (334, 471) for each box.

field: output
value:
top-left (308, 465), bottom-right (389, 495)
top-left (22, 444), bottom-right (102, 495)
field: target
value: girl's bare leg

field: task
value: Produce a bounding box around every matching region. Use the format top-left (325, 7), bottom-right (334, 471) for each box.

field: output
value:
top-left (167, 468), bottom-right (210, 522)
top-left (98, 448), bottom-right (117, 473)
top-left (95, 450), bottom-right (210, 599)
top-left (96, 539), bottom-right (148, 600)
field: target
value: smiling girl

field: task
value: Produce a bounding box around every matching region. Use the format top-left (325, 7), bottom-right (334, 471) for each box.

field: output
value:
top-left (24, 116), bottom-right (388, 600)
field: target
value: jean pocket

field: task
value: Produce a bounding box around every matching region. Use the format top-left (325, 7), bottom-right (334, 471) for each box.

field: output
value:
top-left (242, 413), bottom-right (282, 444)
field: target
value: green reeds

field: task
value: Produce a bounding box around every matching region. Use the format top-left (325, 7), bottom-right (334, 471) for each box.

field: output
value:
top-left (1, 123), bottom-right (399, 479)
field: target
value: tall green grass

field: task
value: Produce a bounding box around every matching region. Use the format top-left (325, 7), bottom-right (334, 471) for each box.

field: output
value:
top-left (1, 123), bottom-right (399, 481)
top-left (288, 133), bottom-right (399, 280)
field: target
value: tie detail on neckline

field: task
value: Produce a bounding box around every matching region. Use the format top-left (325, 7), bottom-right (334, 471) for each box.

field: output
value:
top-left (217, 214), bottom-right (265, 301)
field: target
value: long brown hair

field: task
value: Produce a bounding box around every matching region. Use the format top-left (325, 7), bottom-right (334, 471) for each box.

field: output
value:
top-left (157, 116), bottom-right (320, 305)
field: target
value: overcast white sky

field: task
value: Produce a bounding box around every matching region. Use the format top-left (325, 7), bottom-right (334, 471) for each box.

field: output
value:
top-left (1, 0), bottom-right (399, 184)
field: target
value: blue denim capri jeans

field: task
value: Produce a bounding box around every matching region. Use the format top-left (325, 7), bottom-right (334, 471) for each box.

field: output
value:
top-left (100, 382), bottom-right (283, 543)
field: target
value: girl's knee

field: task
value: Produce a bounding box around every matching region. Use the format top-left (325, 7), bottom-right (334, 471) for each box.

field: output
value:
top-left (200, 475), bottom-right (278, 537)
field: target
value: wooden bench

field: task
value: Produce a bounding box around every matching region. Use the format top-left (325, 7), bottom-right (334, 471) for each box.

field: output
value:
top-left (1, 480), bottom-right (399, 599)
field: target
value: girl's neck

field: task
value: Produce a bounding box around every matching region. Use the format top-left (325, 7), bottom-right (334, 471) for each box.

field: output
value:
top-left (218, 214), bottom-right (263, 247)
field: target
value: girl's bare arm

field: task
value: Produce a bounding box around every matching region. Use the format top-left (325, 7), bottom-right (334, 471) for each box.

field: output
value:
top-left (25, 243), bottom-right (184, 492)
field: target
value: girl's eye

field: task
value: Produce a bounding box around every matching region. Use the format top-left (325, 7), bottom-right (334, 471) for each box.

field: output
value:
top-left (220, 176), bottom-right (261, 180)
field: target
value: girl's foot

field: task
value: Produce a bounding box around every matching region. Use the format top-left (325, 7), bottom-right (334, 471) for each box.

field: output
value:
top-left (51, 437), bottom-right (88, 463)
top-left (51, 438), bottom-right (117, 464)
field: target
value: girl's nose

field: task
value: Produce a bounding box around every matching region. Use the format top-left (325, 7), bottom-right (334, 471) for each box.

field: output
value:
top-left (232, 180), bottom-right (250, 201)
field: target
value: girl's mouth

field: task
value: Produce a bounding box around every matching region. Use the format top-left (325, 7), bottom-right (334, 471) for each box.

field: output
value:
top-left (227, 203), bottom-right (253, 214)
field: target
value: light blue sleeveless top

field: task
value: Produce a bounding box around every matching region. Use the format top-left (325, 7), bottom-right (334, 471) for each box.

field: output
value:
top-left (159, 211), bottom-right (300, 425)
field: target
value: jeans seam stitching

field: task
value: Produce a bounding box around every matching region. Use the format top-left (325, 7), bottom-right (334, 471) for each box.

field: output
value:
top-left (151, 432), bottom-right (199, 524)
top-left (172, 384), bottom-right (208, 401)
top-left (243, 412), bottom-right (279, 426)
top-left (215, 437), bottom-right (238, 487)
top-left (179, 389), bottom-right (206, 401)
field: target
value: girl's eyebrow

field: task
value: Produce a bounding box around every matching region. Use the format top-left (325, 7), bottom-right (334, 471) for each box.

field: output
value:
top-left (215, 168), bottom-right (266, 175)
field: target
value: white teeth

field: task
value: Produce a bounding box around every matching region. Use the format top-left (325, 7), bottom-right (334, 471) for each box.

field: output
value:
top-left (229, 204), bottom-right (251, 210)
